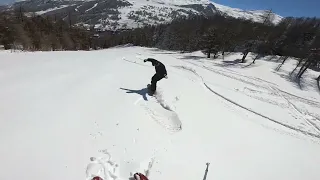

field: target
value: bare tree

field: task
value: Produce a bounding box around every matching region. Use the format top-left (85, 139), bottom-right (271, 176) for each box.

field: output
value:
top-left (275, 56), bottom-right (290, 71)
top-left (246, 9), bottom-right (275, 64)
top-left (201, 27), bottom-right (220, 58)
top-left (296, 49), bottom-right (320, 78)
top-left (290, 58), bottom-right (305, 75)
top-left (241, 41), bottom-right (253, 63)
top-left (68, 11), bottom-right (72, 28)
top-left (261, 9), bottom-right (275, 26)
top-left (13, 24), bottom-right (32, 50)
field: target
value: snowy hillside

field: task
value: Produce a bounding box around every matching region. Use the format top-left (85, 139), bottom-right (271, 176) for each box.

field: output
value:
top-left (212, 2), bottom-right (283, 24)
top-left (1, 47), bottom-right (320, 180)
top-left (6, 0), bottom-right (282, 30)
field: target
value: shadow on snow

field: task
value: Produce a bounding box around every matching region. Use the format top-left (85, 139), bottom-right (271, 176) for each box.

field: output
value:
top-left (222, 59), bottom-right (242, 64)
top-left (120, 87), bottom-right (149, 101)
top-left (179, 55), bottom-right (204, 60)
top-left (272, 69), bottom-right (319, 92)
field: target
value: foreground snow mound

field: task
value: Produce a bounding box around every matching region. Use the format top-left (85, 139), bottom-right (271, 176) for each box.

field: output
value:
top-left (1, 47), bottom-right (320, 180)
top-left (86, 150), bottom-right (154, 180)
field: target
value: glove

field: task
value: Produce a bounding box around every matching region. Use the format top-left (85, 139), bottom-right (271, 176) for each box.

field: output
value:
top-left (134, 173), bottom-right (149, 180)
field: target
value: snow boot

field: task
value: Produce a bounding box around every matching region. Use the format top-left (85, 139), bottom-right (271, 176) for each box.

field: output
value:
top-left (147, 84), bottom-right (155, 96)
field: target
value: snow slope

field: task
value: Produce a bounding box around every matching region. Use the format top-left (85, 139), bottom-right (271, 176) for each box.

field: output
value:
top-left (36, 4), bottom-right (75, 15)
top-left (212, 3), bottom-right (283, 24)
top-left (0, 47), bottom-right (320, 180)
top-left (113, 0), bottom-right (202, 30)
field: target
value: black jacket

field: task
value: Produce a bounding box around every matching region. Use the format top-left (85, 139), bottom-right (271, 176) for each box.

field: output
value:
top-left (145, 58), bottom-right (167, 76)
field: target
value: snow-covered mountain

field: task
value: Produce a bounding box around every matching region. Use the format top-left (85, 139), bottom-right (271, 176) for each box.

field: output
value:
top-left (7, 0), bottom-right (282, 30)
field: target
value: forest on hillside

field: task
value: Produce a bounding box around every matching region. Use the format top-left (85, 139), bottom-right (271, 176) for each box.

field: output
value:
top-left (0, 8), bottom-right (319, 81)
top-left (0, 9), bottom-right (91, 51)
top-left (99, 13), bottom-right (320, 80)
top-left (103, 15), bottom-right (319, 58)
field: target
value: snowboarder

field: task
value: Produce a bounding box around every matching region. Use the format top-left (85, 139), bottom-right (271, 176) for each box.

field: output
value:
top-left (143, 58), bottom-right (167, 94)
top-left (133, 173), bottom-right (149, 180)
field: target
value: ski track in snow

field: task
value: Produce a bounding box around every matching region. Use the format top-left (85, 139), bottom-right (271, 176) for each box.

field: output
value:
top-left (268, 86), bottom-right (320, 134)
top-left (187, 61), bottom-right (271, 90)
top-left (141, 91), bottom-right (182, 133)
top-left (276, 88), bottom-right (320, 108)
top-left (172, 64), bottom-right (320, 140)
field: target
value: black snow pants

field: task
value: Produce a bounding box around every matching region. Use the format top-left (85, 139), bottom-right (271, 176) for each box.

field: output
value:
top-left (150, 73), bottom-right (164, 92)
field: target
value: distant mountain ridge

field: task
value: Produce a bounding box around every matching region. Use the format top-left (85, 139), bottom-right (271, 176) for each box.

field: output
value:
top-left (3, 0), bottom-right (283, 31)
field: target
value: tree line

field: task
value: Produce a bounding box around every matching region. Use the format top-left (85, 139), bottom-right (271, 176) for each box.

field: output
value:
top-left (0, 9), bottom-right (91, 51)
top-left (100, 13), bottom-right (320, 80)
top-left (0, 9), bottom-right (319, 81)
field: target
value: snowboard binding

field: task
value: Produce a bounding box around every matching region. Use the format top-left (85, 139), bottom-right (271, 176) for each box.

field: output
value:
top-left (147, 84), bottom-right (155, 96)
